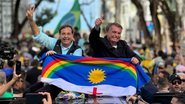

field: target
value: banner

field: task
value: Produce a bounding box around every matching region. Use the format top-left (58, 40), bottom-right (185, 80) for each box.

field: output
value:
top-left (41, 54), bottom-right (150, 97)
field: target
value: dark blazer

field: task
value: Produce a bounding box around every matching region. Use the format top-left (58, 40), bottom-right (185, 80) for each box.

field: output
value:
top-left (89, 27), bottom-right (141, 62)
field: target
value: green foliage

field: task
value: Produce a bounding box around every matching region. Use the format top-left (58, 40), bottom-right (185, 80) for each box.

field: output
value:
top-left (35, 0), bottom-right (56, 26)
top-left (35, 8), bottom-right (57, 26)
top-left (166, 0), bottom-right (176, 11)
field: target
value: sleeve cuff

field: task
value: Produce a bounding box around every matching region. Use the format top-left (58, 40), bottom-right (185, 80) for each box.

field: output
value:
top-left (32, 26), bottom-right (43, 39)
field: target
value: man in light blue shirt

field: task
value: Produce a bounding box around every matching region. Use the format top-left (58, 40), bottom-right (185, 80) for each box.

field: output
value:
top-left (25, 6), bottom-right (83, 99)
top-left (26, 6), bottom-right (82, 56)
top-left (32, 26), bottom-right (82, 56)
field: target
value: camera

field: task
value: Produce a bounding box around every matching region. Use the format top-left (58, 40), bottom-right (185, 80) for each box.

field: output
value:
top-left (0, 41), bottom-right (15, 60)
top-left (0, 41), bottom-right (16, 69)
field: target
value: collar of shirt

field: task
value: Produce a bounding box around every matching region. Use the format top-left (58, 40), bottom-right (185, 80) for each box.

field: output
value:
top-left (112, 45), bottom-right (117, 48)
top-left (61, 41), bottom-right (73, 54)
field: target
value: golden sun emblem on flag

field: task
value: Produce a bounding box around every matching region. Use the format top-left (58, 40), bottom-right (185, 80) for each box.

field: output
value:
top-left (88, 68), bottom-right (106, 84)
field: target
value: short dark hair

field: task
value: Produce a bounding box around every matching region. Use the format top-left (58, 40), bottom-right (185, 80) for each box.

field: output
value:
top-left (105, 23), bottom-right (123, 32)
top-left (59, 24), bottom-right (74, 34)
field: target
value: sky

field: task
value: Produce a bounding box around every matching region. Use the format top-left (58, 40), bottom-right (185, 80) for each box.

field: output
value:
top-left (34, 0), bottom-right (101, 33)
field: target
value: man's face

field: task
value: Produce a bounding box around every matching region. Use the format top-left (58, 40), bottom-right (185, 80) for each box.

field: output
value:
top-left (23, 58), bottom-right (30, 67)
top-left (59, 27), bottom-right (74, 47)
top-left (171, 79), bottom-right (182, 92)
top-left (16, 78), bottom-right (24, 89)
top-left (178, 74), bottom-right (185, 90)
top-left (106, 25), bottom-right (122, 45)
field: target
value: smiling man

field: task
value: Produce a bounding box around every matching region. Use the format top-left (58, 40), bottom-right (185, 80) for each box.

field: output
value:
top-left (26, 6), bottom-right (83, 99)
top-left (26, 7), bottom-right (82, 56)
top-left (89, 17), bottom-right (141, 64)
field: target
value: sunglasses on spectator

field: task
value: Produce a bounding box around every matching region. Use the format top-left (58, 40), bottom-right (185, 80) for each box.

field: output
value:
top-left (172, 81), bottom-right (182, 85)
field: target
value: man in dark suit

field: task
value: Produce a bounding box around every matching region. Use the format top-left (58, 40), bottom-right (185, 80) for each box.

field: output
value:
top-left (89, 17), bottom-right (141, 64)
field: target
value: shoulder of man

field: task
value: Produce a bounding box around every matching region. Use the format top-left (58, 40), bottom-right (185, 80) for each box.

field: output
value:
top-left (118, 40), bottom-right (128, 46)
top-left (68, 43), bottom-right (83, 55)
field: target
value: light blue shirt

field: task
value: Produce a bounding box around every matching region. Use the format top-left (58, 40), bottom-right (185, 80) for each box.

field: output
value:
top-left (78, 38), bottom-right (85, 50)
top-left (32, 27), bottom-right (82, 56)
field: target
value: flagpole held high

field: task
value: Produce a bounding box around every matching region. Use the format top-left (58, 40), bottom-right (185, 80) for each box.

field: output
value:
top-left (53, 0), bottom-right (81, 35)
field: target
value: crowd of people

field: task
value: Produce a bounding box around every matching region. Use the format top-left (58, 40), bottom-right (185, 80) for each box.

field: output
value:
top-left (0, 6), bottom-right (185, 104)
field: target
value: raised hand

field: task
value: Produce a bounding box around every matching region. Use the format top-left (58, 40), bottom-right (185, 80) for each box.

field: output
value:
top-left (26, 4), bottom-right (40, 36)
top-left (95, 16), bottom-right (104, 28)
top-left (26, 4), bottom-right (35, 21)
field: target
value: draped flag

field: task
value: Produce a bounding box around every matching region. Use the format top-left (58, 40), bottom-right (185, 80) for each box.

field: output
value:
top-left (41, 54), bottom-right (150, 97)
top-left (53, 0), bottom-right (81, 35)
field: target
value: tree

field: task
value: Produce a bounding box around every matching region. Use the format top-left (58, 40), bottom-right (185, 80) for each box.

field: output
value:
top-left (149, 0), bottom-right (162, 50)
top-left (131, 0), bottom-right (153, 46)
top-left (115, 0), bottom-right (121, 23)
top-left (132, 0), bottom-right (180, 51)
top-left (159, 0), bottom-right (177, 51)
top-left (35, 8), bottom-right (56, 26)
top-left (11, 0), bottom-right (55, 39)
top-left (80, 0), bottom-right (95, 31)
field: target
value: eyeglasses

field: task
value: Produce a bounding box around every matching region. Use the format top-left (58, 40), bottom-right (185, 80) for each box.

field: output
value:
top-left (172, 81), bottom-right (182, 85)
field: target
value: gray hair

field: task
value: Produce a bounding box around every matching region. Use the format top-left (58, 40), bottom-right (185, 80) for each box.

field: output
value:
top-left (105, 23), bottom-right (123, 32)
top-left (0, 71), bottom-right (6, 84)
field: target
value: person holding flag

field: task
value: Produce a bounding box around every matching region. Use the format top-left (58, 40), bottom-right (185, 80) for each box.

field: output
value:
top-left (89, 17), bottom-right (141, 64)
top-left (89, 17), bottom-right (154, 103)
top-left (27, 15), bottom-right (151, 102)
top-left (26, 5), bottom-right (150, 103)
top-left (25, 5), bottom-right (83, 99)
